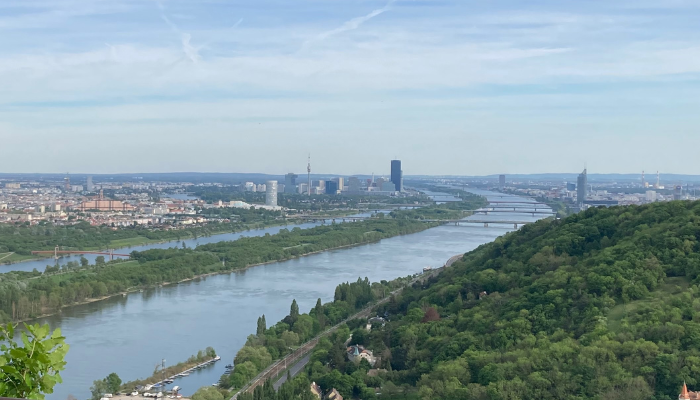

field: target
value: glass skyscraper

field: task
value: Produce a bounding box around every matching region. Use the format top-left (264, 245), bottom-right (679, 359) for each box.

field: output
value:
top-left (391, 160), bottom-right (403, 192)
top-left (577, 169), bottom-right (588, 206)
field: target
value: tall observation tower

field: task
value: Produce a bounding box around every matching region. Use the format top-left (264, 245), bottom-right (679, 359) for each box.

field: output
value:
top-left (307, 154), bottom-right (312, 196)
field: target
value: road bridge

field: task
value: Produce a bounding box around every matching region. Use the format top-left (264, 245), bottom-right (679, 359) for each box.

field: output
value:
top-left (472, 209), bottom-right (554, 215)
top-left (483, 205), bottom-right (551, 211)
top-left (31, 246), bottom-right (130, 260)
top-left (486, 201), bottom-right (548, 205)
top-left (297, 208), bottom-right (553, 222)
top-left (435, 219), bottom-right (536, 228)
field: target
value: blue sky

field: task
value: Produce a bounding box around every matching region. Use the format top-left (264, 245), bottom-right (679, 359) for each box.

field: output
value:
top-left (1, 0), bottom-right (699, 175)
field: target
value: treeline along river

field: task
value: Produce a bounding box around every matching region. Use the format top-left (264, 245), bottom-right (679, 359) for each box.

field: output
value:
top-left (14, 190), bottom-right (548, 400)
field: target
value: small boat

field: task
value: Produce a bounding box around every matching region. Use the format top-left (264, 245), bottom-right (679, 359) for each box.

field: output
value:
top-left (164, 380), bottom-right (174, 384)
top-left (225, 364), bottom-right (233, 369)
top-left (179, 372), bottom-right (189, 376)
top-left (213, 356), bottom-right (221, 361)
top-left (423, 266), bottom-right (433, 272)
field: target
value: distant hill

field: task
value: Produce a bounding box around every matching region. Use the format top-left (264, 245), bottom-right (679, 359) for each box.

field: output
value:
top-left (407, 173), bottom-right (700, 183)
top-left (2, 172), bottom-right (699, 184)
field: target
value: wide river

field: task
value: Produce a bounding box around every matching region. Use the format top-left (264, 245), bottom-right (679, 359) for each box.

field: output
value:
top-left (17, 190), bottom-right (548, 400)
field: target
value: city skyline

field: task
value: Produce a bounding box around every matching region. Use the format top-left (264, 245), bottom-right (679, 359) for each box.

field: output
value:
top-left (1, 0), bottom-right (700, 174)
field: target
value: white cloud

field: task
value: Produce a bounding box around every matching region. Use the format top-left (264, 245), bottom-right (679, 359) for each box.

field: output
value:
top-left (302, 0), bottom-right (396, 49)
top-left (1, 0), bottom-right (699, 173)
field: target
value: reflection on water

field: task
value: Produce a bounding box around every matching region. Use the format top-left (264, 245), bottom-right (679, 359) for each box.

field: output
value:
top-left (34, 190), bottom-right (549, 399)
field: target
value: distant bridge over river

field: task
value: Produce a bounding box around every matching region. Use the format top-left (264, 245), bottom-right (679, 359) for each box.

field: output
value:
top-left (31, 246), bottom-right (130, 260)
top-left (296, 215), bottom-right (547, 228)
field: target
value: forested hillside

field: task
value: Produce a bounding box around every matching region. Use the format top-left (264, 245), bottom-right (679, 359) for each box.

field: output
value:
top-left (303, 201), bottom-right (700, 400)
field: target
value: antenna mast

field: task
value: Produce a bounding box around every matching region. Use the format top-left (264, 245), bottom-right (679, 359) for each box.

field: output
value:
top-left (307, 154), bottom-right (311, 196)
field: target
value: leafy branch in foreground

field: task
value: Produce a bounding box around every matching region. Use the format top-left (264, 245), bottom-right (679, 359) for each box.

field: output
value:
top-left (0, 323), bottom-right (69, 400)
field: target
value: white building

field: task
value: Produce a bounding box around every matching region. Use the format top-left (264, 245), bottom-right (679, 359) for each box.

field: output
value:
top-left (266, 181), bottom-right (278, 206)
top-left (646, 190), bottom-right (658, 202)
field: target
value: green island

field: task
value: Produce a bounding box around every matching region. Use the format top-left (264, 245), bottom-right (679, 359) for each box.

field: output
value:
top-left (219, 200), bottom-right (700, 400)
top-left (0, 217), bottom-right (440, 323)
top-left (0, 207), bottom-right (287, 265)
top-left (0, 192), bottom-right (486, 323)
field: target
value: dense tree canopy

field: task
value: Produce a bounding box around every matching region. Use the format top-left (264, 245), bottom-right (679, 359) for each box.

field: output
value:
top-left (302, 201), bottom-right (700, 400)
top-left (220, 276), bottom-right (415, 391)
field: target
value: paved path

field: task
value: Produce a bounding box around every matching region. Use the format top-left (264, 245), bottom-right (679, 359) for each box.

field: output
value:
top-left (273, 353), bottom-right (311, 390)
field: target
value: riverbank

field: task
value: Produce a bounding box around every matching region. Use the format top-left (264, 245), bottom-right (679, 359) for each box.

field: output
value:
top-left (227, 259), bottom-right (454, 397)
top-left (13, 220), bottom-right (439, 324)
top-left (36, 190), bottom-right (537, 400)
top-left (0, 214), bottom-right (362, 267)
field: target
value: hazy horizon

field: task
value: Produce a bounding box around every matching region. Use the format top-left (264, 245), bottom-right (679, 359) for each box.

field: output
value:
top-left (2, 171), bottom-right (700, 182)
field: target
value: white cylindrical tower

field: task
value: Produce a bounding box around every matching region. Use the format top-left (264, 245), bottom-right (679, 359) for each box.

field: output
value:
top-left (266, 180), bottom-right (278, 206)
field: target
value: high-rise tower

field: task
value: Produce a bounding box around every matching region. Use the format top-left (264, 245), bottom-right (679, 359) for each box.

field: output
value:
top-left (266, 181), bottom-right (278, 206)
top-left (284, 173), bottom-right (298, 193)
top-left (390, 160), bottom-right (403, 192)
top-left (577, 168), bottom-right (588, 206)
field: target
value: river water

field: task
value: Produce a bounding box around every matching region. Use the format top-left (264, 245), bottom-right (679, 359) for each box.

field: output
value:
top-left (2, 215), bottom-right (382, 274)
top-left (21, 190), bottom-right (547, 400)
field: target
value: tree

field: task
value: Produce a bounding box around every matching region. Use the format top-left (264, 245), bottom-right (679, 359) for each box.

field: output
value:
top-left (292, 315), bottom-right (314, 341)
top-left (105, 373), bottom-right (122, 394)
top-left (191, 386), bottom-right (224, 400)
top-left (314, 298), bottom-right (323, 315)
top-left (95, 256), bottom-right (105, 265)
top-left (90, 380), bottom-right (108, 400)
top-left (290, 299), bottom-right (300, 324)
top-left (0, 323), bottom-right (69, 400)
top-left (421, 307), bottom-right (440, 323)
top-left (257, 315), bottom-right (266, 336)
top-left (80, 256), bottom-right (89, 267)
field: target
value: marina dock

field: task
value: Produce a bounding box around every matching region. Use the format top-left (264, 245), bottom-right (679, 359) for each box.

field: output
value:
top-left (147, 356), bottom-right (221, 390)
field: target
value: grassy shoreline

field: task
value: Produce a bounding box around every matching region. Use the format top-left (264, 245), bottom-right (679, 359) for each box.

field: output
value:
top-left (17, 221), bottom-right (439, 324)
top-left (0, 217), bottom-right (336, 267)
